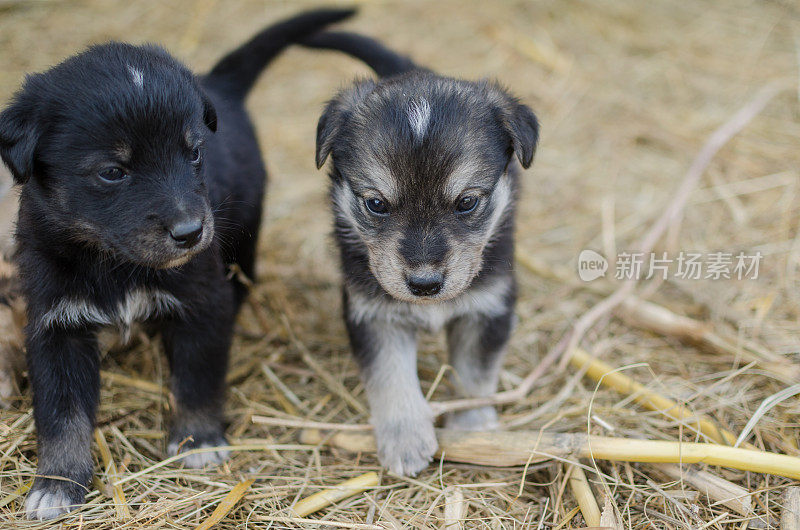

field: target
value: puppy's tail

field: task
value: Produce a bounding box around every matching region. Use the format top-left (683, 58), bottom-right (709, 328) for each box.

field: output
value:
top-left (301, 31), bottom-right (418, 78)
top-left (206, 8), bottom-right (356, 100)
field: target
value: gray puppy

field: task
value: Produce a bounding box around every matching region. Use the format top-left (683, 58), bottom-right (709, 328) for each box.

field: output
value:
top-left (305, 32), bottom-right (539, 475)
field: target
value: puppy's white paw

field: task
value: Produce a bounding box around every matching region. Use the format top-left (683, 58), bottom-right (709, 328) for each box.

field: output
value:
top-left (374, 416), bottom-right (438, 476)
top-left (25, 487), bottom-right (78, 520)
top-left (168, 440), bottom-right (230, 468)
top-left (444, 406), bottom-right (499, 431)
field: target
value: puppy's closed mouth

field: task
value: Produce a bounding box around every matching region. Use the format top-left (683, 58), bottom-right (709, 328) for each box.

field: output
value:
top-left (161, 254), bottom-right (198, 269)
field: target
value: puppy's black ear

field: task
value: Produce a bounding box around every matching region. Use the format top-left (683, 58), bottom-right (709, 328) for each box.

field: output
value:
top-left (201, 92), bottom-right (217, 133)
top-left (316, 100), bottom-right (342, 169)
top-left (490, 85), bottom-right (539, 169)
top-left (316, 80), bottom-right (376, 169)
top-left (503, 102), bottom-right (539, 169)
top-left (0, 100), bottom-right (41, 184)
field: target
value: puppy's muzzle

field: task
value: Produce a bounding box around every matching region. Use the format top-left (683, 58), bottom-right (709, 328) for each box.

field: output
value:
top-left (169, 218), bottom-right (204, 249)
top-left (406, 271), bottom-right (443, 297)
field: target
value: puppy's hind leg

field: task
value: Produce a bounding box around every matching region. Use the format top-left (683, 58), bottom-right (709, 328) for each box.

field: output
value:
top-left (24, 327), bottom-right (100, 520)
top-left (163, 276), bottom-right (234, 468)
top-left (444, 304), bottom-right (514, 431)
top-left (345, 298), bottom-right (437, 476)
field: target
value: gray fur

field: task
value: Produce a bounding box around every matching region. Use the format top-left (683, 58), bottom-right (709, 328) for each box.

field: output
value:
top-left (360, 318), bottom-right (437, 475)
top-left (25, 413), bottom-right (92, 519)
top-left (312, 39), bottom-right (538, 476)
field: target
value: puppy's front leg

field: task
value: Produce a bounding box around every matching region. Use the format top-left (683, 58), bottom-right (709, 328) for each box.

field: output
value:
top-left (163, 287), bottom-right (234, 468)
top-left (445, 306), bottom-right (514, 431)
top-left (346, 308), bottom-right (437, 476)
top-left (24, 327), bottom-right (100, 520)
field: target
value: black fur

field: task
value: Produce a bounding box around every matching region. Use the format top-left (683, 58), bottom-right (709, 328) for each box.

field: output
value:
top-left (303, 31), bottom-right (418, 77)
top-left (0, 8), bottom-right (354, 520)
top-left (305, 32), bottom-right (539, 476)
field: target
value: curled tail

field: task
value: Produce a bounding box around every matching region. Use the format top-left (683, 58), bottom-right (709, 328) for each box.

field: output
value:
top-left (302, 31), bottom-right (418, 78)
top-left (206, 8), bottom-right (356, 99)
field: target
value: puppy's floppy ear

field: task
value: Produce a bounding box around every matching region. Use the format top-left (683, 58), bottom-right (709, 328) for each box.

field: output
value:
top-left (200, 91), bottom-right (217, 133)
top-left (316, 80), bottom-right (375, 169)
top-left (490, 85), bottom-right (539, 169)
top-left (0, 99), bottom-right (41, 184)
top-left (316, 100), bottom-right (342, 169)
top-left (503, 101), bottom-right (539, 169)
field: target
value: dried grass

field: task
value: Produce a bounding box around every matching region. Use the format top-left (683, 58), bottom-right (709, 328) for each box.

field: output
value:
top-left (0, 0), bottom-right (798, 528)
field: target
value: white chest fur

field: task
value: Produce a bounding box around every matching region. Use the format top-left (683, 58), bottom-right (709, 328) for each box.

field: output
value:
top-left (41, 289), bottom-right (182, 330)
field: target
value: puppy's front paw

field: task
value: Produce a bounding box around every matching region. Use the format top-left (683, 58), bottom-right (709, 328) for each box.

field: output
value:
top-left (25, 479), bottom-right (85, 520)
top-left (167, 433), bottom-right (230, 468)
top-left (374, 415), bottom-right (438, 476)
top-left (444, 406), bottom-right (499, 431)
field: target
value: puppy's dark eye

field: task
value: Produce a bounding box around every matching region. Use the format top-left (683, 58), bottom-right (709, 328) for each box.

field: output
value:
top-left (456, 195), bottom-right (479, 213)
top-left (97, 167), bottom-right (128, 183)
top-left (190, 146), bottom-right (202, 165)
top-left (365, 197), bottom-right (389, 216)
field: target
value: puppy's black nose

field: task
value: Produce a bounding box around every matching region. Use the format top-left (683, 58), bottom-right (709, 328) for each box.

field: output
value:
top-left (169, 219), bottom-right (203, 248)
top-left (407, 273), bottom-right (443, 297)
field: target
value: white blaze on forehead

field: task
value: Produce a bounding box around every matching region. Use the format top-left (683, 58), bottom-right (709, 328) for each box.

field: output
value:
top-left (407, 98), bottom-right (431, 139)
top-left (127, 65), bottom-right (144, 89)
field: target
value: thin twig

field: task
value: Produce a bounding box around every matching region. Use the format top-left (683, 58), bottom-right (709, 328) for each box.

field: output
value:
top-left (252, 415), bottom-right (371, 431)
top-left (568, 348), bottom-right (744, 447)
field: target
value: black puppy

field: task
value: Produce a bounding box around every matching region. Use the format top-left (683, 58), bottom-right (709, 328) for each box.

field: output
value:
top-left (0, 9), bottom-right (354, 519)
top-left (304, 33), bottom-right (539, 476)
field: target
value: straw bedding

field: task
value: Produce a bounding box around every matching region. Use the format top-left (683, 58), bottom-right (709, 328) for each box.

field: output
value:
top-left (0, 0), bottom-right (798, 527)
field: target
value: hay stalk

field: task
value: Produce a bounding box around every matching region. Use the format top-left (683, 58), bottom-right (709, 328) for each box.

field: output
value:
top-left (301, 428), bottom-right (800, 480)
top-left (291, 472), bottom-right (378, 517)
top-left (568, 348), bottom-right (741, 446)
top-left (195, 478), bottom-right (255, 530)
top-left (566, 465), bottom-right (600, 526)
top-left (93, 429), bottom-right (131, 520)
